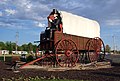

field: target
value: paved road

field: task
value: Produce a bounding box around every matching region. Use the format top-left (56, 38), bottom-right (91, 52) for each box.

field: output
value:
top-left (105, 54), bottom-right (120, 63)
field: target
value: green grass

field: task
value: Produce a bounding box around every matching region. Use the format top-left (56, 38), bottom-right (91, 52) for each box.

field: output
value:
top-left (0, 54), bottom-right (20, 62)
top-left (0, 56), bottom-right (12, 62)
top-left (0, 54), bottom-right (34, 62)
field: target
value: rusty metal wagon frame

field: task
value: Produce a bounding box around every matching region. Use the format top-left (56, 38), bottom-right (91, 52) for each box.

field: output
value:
top-left (20, 29), bottom-right (105, 69)
top-left (31, 30), bottom-right (106, 68)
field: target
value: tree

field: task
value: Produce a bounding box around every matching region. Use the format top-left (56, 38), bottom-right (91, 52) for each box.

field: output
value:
top-left (0, 42), bottom-right (6, 50)
top-left (105, 45), bottom-right (111, 53)
top-left (0, 41), bottom-right (38, 54)
top-left (17, 46), bottom-right (22, 51)
top-left (5, 41), bottom-right (12, 54)
top-left (21, 44), bottom-right (28, 51)
top-left (33, 44), bottom-right (37, 53)
top-left (11, 42), bottom-right (16, 51)
top-left (28, 42), bottom-right (33, 53)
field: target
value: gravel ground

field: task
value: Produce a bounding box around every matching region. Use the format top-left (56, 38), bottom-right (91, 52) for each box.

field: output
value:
top-left (0, 61), bottom-right (120, 81)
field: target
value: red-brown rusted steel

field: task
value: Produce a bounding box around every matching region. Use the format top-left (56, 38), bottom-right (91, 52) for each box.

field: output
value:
top-left (54, 31), bottom-right (90, 51)
top-left (85, 37), bottom-right (105, 62)
top-left (39, 30), bottom-right (105, 67)
top-left (20, 54), bottom-right (55, 69)
top-left (55, 38), bottom-right (79, 67)
top-left (40, 31), bottom-right (91, 52)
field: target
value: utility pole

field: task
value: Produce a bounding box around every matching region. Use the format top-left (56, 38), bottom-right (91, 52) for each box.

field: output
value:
top-left (16, 32), bottom-right (19, 54)
top-left (112, 35), bottom-right (115, 54)
top-left (3, 51), bottom-right (5, 62)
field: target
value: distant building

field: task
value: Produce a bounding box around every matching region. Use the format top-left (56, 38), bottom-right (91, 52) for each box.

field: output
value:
top-left (12, 51), bottom-right (28, 54)
top-left (36, 51), bottom-right (44, 56)
top-left (21, 51), bottom-right (28, 54)
top-left (0, 50), bottom-right (9, 55)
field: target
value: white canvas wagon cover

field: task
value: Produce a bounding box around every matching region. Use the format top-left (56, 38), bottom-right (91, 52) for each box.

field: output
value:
top-left (61, 11), bottom-right (100, 38)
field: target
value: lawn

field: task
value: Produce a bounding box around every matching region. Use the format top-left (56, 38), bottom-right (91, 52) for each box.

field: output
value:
top-left (0, 54), bottom-right (20, 62)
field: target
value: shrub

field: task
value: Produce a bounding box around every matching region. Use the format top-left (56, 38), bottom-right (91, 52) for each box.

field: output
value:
top-left (26, 55), bottom-right (34, 62)
top-left (11, 56), bottom-right (20, 62)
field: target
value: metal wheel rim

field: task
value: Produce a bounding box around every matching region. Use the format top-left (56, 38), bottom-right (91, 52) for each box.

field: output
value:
top-left (55, 39), bottom-right (79, 67)
top-left (86, 37), bottom-right (105, 62)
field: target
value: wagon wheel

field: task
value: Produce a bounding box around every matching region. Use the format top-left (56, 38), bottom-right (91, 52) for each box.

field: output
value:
top-left (85, 37), bottom-right (105, 62)
top-left (55, 39), bottom-right (79, 67)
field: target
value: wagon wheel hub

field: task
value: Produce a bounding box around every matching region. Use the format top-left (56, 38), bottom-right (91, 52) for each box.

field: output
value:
top-left (65, 50), bottom-right (72, 57)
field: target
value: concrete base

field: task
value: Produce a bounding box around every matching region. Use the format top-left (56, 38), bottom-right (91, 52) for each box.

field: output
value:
top-left (21, 62), bottom-right (112, 71)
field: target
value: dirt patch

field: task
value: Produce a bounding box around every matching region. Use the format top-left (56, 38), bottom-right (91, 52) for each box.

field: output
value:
top-left (0, 61), bottom-right (120, 81)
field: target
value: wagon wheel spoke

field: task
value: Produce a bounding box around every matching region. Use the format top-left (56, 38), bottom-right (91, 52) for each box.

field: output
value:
top-left (97, 38), bottom-right (105, 61)
top-left (87, 40), bottom-right (96, 62)
top-left (55, 39), bottom-right (78, 67)
top-left (91, 39), bottom-right (100, 62)
top-left (94, 39), bottom-right (104, 61)
top-left (69, 52), bottom-right (78, 67)
top-left (86, 37), bottom-right (105, 62)
top-left (88, 41), bottom-right (97, 62)
top-left (89, 41), bottom-right (95, 49)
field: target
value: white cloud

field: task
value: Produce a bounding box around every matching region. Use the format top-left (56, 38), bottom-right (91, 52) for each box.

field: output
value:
top-left (0, 20), bottom-right (29, 29)
top-left (10, 0), bottom-right (49, 22)
top-left (0, 22), bottom-right (11, 27)
top-left (14, 0), bottom-right (50, 13)
top-left (5, 9), bottom-right (16, 16)
top-left (106, 19), bottom-right (120, 26)
top-left (106, 0), bottom-right (117, 5)
top-left (26, 3), bottom-right (32, 9)
top-left (1, 0), bottom-right (120, 28)
top-left (0, 12), bottom-right (2, 16)
top-left (34, 21), bottom-right (46, 27)
top-left (68, 1), bottom-right (91, 10)
top-left (0, 0), bottom-right (8, 4)
top-left (3, 0), bottom-right (8, 1)
top-left (19, 0), bottom-right (33, 11)
top-left (38, 23), bottom-right (45, 27)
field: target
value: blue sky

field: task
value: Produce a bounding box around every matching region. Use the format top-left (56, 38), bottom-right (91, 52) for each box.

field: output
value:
top-left (0, 0), bottom-right (120, 50)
